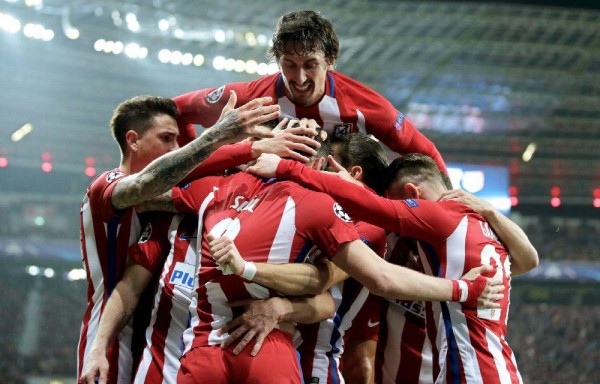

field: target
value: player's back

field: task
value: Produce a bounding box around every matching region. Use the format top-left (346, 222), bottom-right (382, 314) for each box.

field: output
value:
top-left (406, 201), bottom-right (520, 384)
top-left (189, 173), bottom-right (358, 349)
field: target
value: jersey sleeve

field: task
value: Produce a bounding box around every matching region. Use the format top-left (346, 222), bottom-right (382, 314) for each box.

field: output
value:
top-left (381, 112), bottom-right (448, 175)
top-left (86, 170), bottom-right (127, 221)
top-left (295, 191), bottom-right (360, 259)
top-left (172, 175), bottom-right (223, 214)
top-left (389, 199), bottom-right (461, 242)
top-left (180, 141), bottom-right (253, 183)
top-left (128, 213), bottom-right (175, 273)
top-left (276, 160), bottom-right (402, 232)
top-left (354, 220), bottom-right (387, 258)
top-left (173, 82), bottom-right (253, 128)
top-left (335, 73), bottom-right (447, 174)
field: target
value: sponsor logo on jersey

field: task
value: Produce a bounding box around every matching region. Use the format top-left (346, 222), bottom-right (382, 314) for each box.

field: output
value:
top-left (333, 123), bottom-right (353, 137)
top-left (333, 202), bottom-right (352, 222)
top-left (394, 111), bottom-right (405, 132)
top-left (367, 319), bottom-right (380, 327)
top-left (169, 262), bottom-right (195, 289)
top-left (206, 85), bottom-right (225, 104)
top-left (394, 300), bottom-right (426, 319)
top-left (137, 223), bottom-right (152, 243)
top-left (402, 198), bottom-right (419, 208)
top-left (106, 170), bottom-right (124, 183)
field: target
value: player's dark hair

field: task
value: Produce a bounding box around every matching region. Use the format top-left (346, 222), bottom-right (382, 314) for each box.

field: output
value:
top-left (331, 134), bottom-right (388, 194)
top-left (110, 95), bottom-right (179, 156)
top-left (386, 153), bottom-right (446, 190)
top-left (268, 10), bottom-right (339, 63)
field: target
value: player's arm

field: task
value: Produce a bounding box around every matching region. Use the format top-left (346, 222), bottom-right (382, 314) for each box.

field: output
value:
top-left (207, 234), bottom-right (348, 295)
top-left (79, 262), bottom-right (153, 384)
top-left (439, 189), bottom-right (539, 276)
top-left (111, 92), bottom-right (280, 210)
top-left (180, 118), bottom-right (321, 183)
top-left (247, 154), bottom-right (402, 231)
top-left (218, 291), bottom-right (335, 356)
top-left (332, 239), bottom-right (503, 306)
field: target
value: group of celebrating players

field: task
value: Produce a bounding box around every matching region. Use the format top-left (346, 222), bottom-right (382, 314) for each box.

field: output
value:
top-left (77, 9), bottom-right (538, 384)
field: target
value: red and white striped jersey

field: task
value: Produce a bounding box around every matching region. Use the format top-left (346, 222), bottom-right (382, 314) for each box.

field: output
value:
top-left (276, 160), bottom-right (523, 384)
top-left (297, 220), bottom-right (387, 384)
top-left (174, 71), bottom-right (447, 174)
top-left (78, 168), bottom-right (145, 383)
top-left (366, 235), bottom-right (433, 384)
top-left (172, 172), bottom-right (360, 352)
top-left (125, 214), bottom-right (198, 384)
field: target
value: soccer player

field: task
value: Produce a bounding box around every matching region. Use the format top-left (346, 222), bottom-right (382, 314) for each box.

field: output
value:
top-left (173, 9), bottom-right (448, 174)
top-left (79, 118), bottom-right (324, 384)
top-left (77, 93), bottom-right (279, 383)
top-left (248, 152), bottom-right (538, 384)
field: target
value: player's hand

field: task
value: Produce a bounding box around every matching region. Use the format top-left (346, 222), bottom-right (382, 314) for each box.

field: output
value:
top-left (210, 91), bottom-right (280, 143)
top-left (250, 118), bottom-right (321, 163)
top-left (207, 234), bottom-right (246, 276)
top-left (79, 348), bottom-right (109, 384)
top-left (218, 298), bottom-right (284, 356)
top-left (323, 155), bottom-right (364, 186)
top-left (246, 153), bottom-right (282, 178)
top-left (438, 189), bottom-right (494, 217)
top-left (458, 265), bottom-right (504, 308)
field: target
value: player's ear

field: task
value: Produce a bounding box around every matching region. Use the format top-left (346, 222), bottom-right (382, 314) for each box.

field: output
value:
top-left (349, 165), bottom-right (363, 181)
top-left (404, 183), bottom-right (421, 199)
top-left (125, 130), bottom-right (139, 152)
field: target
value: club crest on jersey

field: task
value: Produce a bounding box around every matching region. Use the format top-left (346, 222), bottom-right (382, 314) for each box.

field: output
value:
top-left (169, 262), bottom-right (195, 290)
top-left (137, 223), bottom-right (152, 244)
top-left (333, 123), bottom-right (353, 137)
top-left (106, 170), bottom-right (124, 183)
top-left (206, 85), bottom-right (225, 104)
top-left (402, 199), bottom-right (419, 208)
top-left (333, 202), bottom-right (352, 222)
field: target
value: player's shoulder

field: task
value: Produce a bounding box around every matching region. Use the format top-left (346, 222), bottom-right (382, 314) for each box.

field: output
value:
top-left (330, 71), bottom-right (395, 110)
top-left (86, 168), bottom-right (125, 194)
top-left (243, 73), bottom-right (280, 97)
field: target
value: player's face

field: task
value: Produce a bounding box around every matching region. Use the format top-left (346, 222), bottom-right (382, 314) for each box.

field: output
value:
top-left (278, 43), bottom-right (332, 107)
top-left (135, 114), bottom-right (180, 167)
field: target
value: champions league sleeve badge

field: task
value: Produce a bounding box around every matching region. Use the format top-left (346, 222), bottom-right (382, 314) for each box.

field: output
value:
top-left (106, 170), bottom-right (124, 183)
top-left (333, 202), bottom-right (353, 223)
top-left (206, 85), bottom-right (225, 104)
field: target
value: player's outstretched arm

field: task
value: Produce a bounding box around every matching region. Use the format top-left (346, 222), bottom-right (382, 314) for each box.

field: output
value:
top-left (439, 189), bottom-right (539, 276)
top-left (208, 235), bottom-right (347, 295)
top-left (111, 91), bottom-right (280, 210)
top-left (79, 263), bottom-right (152, 384)
top-left (332, 239), bottom-right (504, 307)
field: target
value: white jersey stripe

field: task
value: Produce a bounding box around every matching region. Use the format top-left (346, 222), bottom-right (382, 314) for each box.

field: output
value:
top-left (317, 95), bottom-right (342, 132)
top-left (444, 216), bottom-right (468, 279)
top-left (267, 196), bottom-right (296, 264)
top-left (446, 302), bottom-right (482, 383)
top-left (486, 329), bottom-right (512, 384)
top-left (206, 281), bottom-right (233, 345)
top-left (356, 109), bottom-right (367, 135)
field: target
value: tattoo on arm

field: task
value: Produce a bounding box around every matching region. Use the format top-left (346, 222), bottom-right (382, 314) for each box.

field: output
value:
top-left (112, 112), bottom-right (243, 210)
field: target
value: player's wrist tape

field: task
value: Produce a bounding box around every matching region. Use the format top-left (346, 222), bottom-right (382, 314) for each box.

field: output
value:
top-left (451, 276), bottom-right (488, 306)
top-left (451, 280), bottom-right (469, 302)
top-left (240, 261), bottom-right (257, 280)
